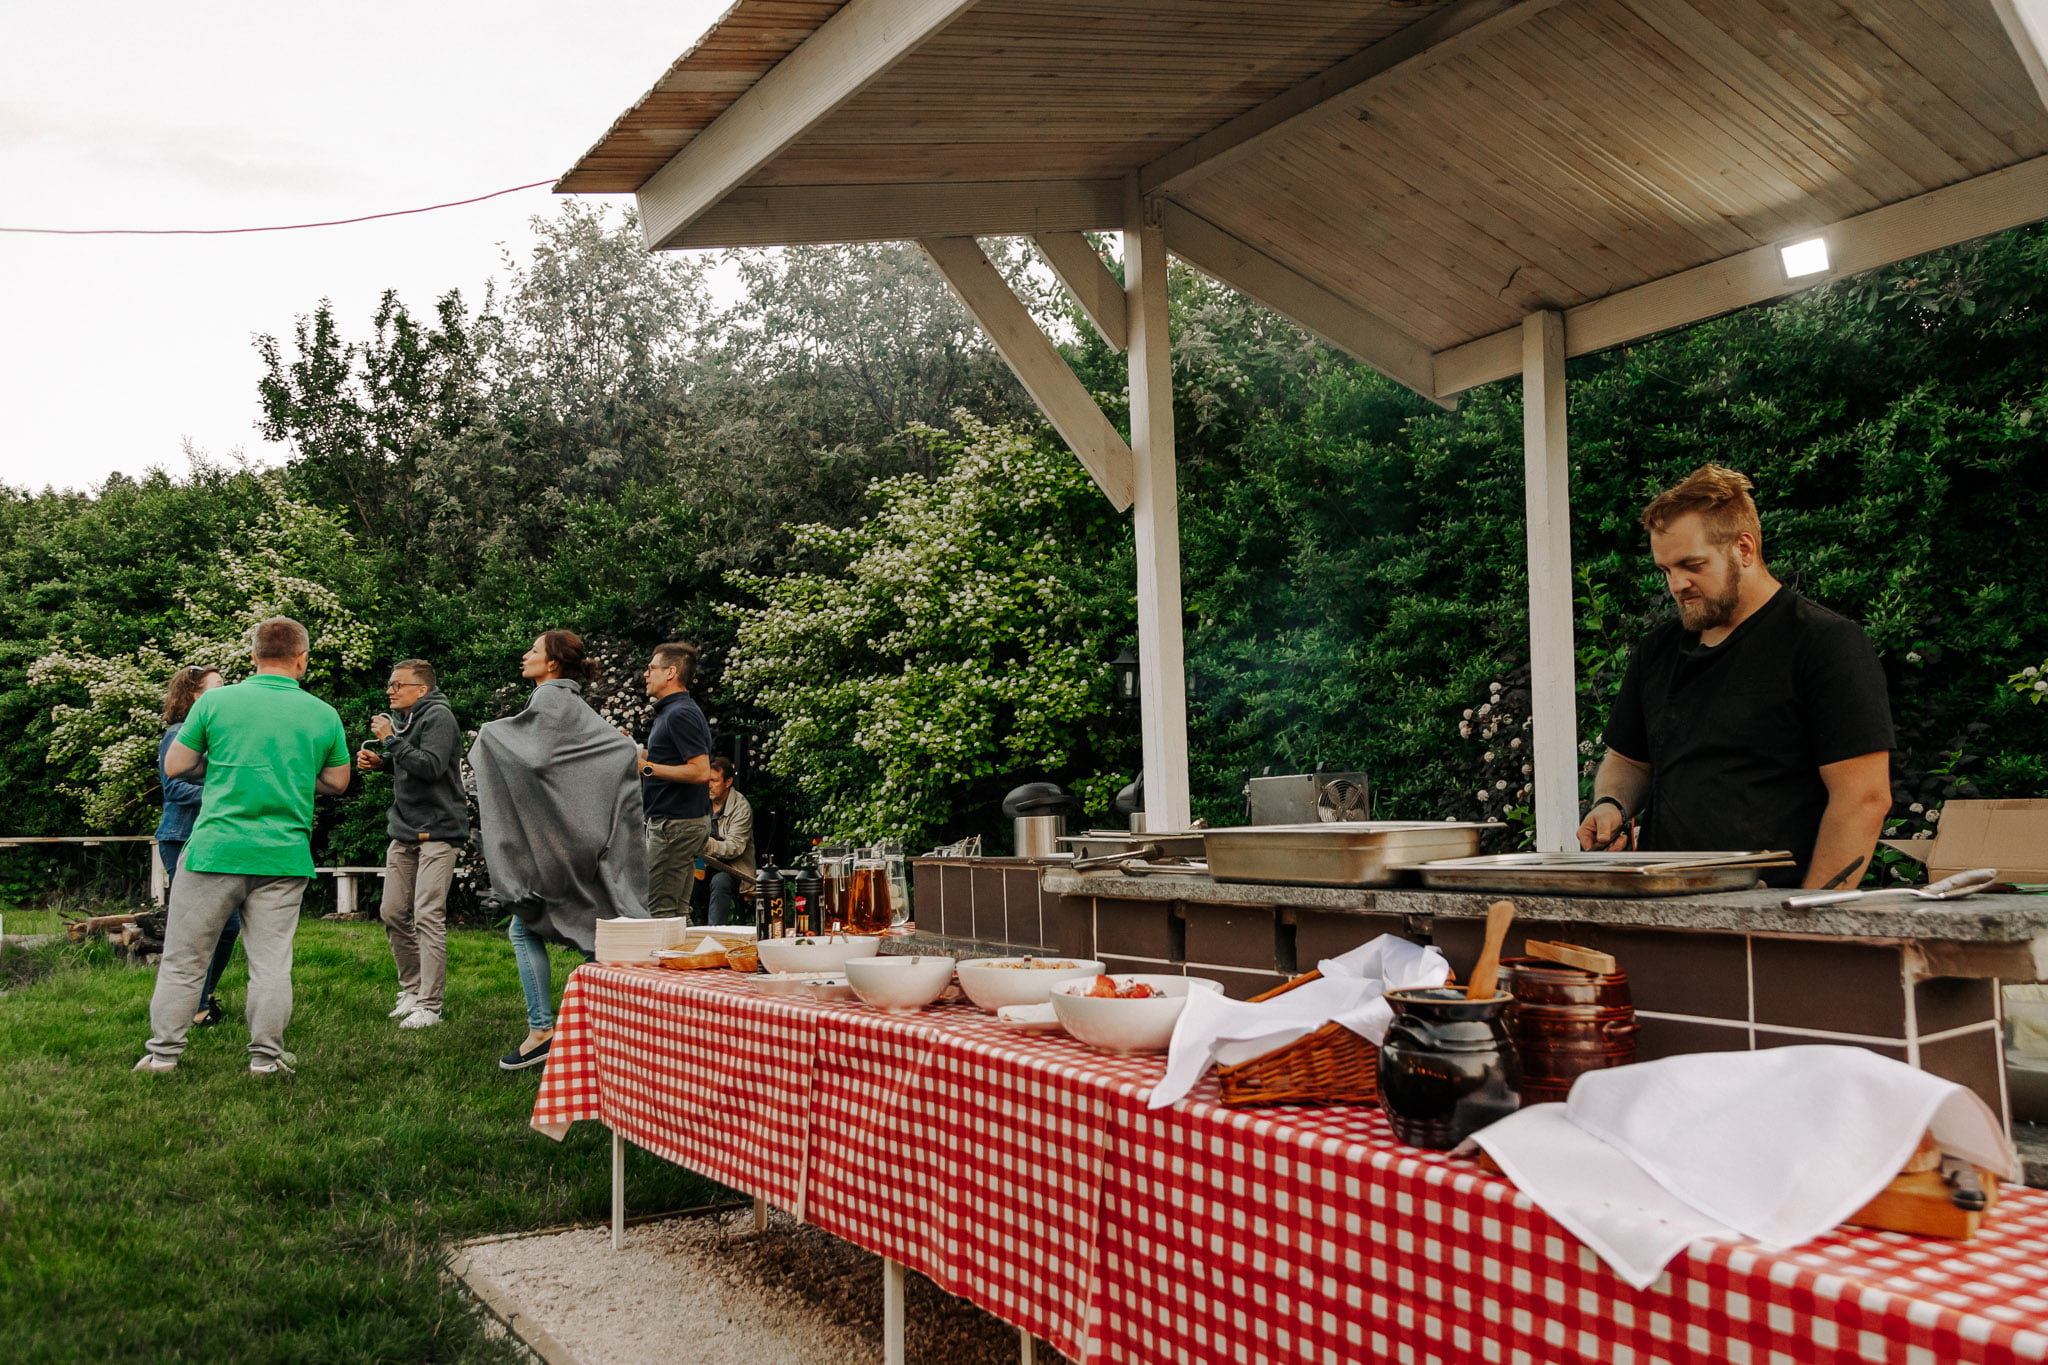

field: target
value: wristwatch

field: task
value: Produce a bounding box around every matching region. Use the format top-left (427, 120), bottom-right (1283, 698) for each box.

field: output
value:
top-left (641, 763), bottom-right (656, 778)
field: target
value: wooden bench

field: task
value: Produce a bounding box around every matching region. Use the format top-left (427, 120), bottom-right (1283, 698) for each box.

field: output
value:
top-left (0, 835), bottom-right (164, 905)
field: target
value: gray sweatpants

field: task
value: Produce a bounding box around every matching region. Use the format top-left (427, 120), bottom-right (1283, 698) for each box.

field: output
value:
top-left (146, 870), bottom-right (307, 1064)
top-left (381, 838), bottom-right (457, 1012)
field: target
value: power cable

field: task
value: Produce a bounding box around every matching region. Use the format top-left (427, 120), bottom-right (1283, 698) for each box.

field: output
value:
top-left (0, 180), bottom-right (557, 237)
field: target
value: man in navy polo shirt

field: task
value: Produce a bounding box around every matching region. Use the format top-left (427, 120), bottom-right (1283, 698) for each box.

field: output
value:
top-left (638, 641), bottom-right (713, 919)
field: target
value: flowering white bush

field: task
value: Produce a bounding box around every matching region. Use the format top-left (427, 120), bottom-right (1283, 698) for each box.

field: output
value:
top-left (723, 415), bottom-right (1127, 845)
top-left (2011, 661), bottom-right (2048, 705)
top-left (27, 476), bottom-right (373, 830)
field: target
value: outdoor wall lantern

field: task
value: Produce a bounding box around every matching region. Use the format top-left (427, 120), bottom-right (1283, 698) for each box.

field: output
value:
top-left (1780, 236), bottom-right (1831, 280)
top-left (1112, 648), bottom-right (1140, 719)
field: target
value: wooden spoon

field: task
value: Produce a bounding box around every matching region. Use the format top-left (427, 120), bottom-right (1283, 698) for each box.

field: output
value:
top-left (1466, 899), bottom-right (1516, 1001)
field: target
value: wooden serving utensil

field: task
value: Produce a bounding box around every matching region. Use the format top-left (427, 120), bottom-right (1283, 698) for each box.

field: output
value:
top-left (1524, 940), bottom-right (1618, 976)
top-left (1466, 899), bottom-right (1516, 1000)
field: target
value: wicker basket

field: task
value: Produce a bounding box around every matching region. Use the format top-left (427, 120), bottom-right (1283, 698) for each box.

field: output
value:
top-left (656, 948), bottom-right (731, 971)
top-left (1215, 970), bottom-right (1381, 1109)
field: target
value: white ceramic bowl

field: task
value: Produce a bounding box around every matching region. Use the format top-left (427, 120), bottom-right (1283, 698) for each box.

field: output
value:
top-left (1049, 974), bottom-right (1224, 1054)
top-left (955, 957), bottom-right (1106, 1012)
top-left (755, 934), bottom-right (885, 975)
top-left (844, 955), bottom-right (957, 1013)
top-left (804, 974), bottom-right (856, 1002)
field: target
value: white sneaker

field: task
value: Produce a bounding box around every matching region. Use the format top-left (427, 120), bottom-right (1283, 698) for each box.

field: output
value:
top-left (133, 1054), bottom-right (178, 1073)
top-left (250, 1051), bottom-right (297, 1076)
top-left (387, 991), bottom-right (419, 1019)
top-left (399, 1007), bottom-right (441, 1030)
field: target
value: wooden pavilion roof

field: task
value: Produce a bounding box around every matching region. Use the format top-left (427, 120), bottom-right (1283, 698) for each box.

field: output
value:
top-left (559, 0), bottom-right (2048, 399)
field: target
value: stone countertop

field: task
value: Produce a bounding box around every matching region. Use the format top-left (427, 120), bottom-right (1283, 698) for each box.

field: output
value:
top-left (1040, 869), bottom-right (2048, 945)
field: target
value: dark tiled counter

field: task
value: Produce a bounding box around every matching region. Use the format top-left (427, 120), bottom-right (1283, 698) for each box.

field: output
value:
top-left (1029, 868), bottom-right (2048, 1122)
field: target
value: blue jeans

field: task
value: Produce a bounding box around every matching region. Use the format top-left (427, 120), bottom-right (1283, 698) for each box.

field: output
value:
top-left (706, 871), bottom-right (742, 926)
top-left (508, 916), bottom-right (555, 1031)
top-left (161, 841), bottom-right (241, 1012)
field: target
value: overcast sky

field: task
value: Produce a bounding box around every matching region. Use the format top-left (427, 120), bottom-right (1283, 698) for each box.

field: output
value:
top-left (0, 0), bottom-right (727, 492)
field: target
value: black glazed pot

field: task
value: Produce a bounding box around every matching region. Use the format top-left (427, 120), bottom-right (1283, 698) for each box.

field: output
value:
top-left (1378, 987), bottom-right (1522, 1150)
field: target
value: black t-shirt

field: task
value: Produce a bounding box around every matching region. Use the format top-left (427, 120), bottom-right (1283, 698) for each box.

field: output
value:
top-left (1603, 587), bottom-right (1894, 878)
top-left (643, 690), bottom-right (712, 821)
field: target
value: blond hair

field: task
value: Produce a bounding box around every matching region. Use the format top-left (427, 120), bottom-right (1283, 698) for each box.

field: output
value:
top-left (1641, 464), bottom-right (1763, 548)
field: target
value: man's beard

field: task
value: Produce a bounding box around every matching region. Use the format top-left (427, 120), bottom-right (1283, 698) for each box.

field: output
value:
top-left (1677, 562), bottom-right (1743, 633)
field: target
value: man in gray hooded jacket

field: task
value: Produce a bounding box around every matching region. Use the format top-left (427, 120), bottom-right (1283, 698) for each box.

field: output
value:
top-left (357, 658), bottom-right (469, 1029)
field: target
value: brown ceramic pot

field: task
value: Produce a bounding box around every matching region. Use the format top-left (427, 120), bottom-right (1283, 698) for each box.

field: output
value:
top-left (1500, 959), bottom-right (1638, 1105)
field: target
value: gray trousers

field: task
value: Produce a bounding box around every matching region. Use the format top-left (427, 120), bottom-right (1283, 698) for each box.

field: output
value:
top-left (382, 838), bottom-right (457, 1012)
top-left (147, 870), bottom-right (307, 1063)
top-left (646, 815), bottom-right (711, 919)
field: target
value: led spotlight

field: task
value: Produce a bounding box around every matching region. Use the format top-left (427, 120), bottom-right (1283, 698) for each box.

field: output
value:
top-left (1780, 237), bottom-right (1830, 280)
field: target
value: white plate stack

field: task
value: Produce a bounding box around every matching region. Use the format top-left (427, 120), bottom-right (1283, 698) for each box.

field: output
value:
top-left (594, 918), bottom-right (692, 964)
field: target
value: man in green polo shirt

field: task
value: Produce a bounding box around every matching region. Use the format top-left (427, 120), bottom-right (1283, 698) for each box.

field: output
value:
top-left (135, 616), bottom-right (351, 1076)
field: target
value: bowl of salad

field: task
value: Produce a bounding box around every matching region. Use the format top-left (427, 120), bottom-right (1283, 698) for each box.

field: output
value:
top-left (1048, 973), bottom-right (1224, 1054)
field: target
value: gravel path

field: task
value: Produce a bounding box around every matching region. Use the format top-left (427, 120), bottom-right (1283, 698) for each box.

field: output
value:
top-left (459, 1206), bottom-right (1071, 1365)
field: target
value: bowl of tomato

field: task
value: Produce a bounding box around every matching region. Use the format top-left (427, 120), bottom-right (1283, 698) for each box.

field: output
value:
top-left (1048, 973), bottom-right (1224, 1054)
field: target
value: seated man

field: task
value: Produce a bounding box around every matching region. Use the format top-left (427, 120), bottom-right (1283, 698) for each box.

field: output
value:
top-left (703, 757), bottom-right (755, 926)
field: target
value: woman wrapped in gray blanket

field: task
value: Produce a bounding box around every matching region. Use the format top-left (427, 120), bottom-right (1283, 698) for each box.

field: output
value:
top-left (470, 630), bottom-right (649, 1071)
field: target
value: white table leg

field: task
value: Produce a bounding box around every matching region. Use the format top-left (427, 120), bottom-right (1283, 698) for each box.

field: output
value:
top-left (611, 1129), bottom-right (625, 1251)
top-left (882, 1257), bottom-right (906, 1365)
top-left (1019, 1328), bottom-right (1036, 1364)
top-left (753, 1196), bottom-right (769, 1232)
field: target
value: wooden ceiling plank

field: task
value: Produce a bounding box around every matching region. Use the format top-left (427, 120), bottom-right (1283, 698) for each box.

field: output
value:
top-left (1157, 201), bottom-right (1449, 404)
top-left (1031, 232), bottom-right (1129, 351)
top-left (1443, 43), bottom-right (1751, 262)
top-left (1545, 6), bottom-right (1877, 242)
top-left (920, 234), bottom-right (1135, 509)
top-left (666, 178), bottom-right (1124, 248)
top-left (1185, 170), bottom-right (1509, 344)
top-left (1624, 1), bottom-right (1925, 206)
top-left (1433, 151), bottom-right (2048, 394)
top-left (1280, 108), bottom-right (1642, 305)
top-left (638, 0), bottom-right (982, 250)
top-left (1140, 0), bottom-right (1569, 196)
top-left (1885, 0), bottom-right (2048, 147)
top-left (1226, 133), bottom-right (1567, 328)
top-left (1750, 0), bottom-right (2021, 176)
top-left (1700, 0), bottom-right (1973, 186)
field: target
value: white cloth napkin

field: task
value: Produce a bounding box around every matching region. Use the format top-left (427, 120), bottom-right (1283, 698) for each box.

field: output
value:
top-left (1465, 1045), bottom-right (2018, 1289)
top-left (1149, 935), bottom-right (1449, 1109)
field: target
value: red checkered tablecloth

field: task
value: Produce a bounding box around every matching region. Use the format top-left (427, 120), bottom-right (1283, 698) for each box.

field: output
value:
top-left (532, 965), bottom-right (2048, 1363)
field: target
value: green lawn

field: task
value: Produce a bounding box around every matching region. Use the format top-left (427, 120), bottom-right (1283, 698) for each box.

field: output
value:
top-left (0, 914), bottom-right (719, 1363)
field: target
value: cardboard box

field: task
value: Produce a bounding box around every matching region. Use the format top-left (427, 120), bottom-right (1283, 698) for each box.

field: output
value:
top-left (1881, 798), bottom-right (2048, 884)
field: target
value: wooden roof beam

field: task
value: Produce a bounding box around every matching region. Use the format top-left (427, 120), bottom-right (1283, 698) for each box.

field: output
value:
top-left (1432, 153), bottom-right (2048, 396)
top-left (1158, 201), bottom-right (1450, 408)
top-left (1139, 0), bottom-right (1566, 197)
top-left (1992, 0), bottom-right (2048, 114)
top-left (1031, 232), bottom-right (1128, 353)
top-left (665, 179), bottom-right (1124, 249)
top-left (920, 235), bottom-right (1136, 510)
top-left (636, 0), bottom-right (980, 250)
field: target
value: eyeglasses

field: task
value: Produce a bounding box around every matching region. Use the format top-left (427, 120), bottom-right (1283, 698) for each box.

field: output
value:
top-left (385, 680), bottom-right (427, 692)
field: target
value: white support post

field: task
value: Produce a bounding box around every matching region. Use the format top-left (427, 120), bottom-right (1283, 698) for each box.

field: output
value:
top-left (611, 1129), bottom-right (625, 1251)
top-left (1521, 310), bottom-right (1579, 852)
top-left (1992, 0), bottom-right (2048, 114)
top-left (148, 841), bottom-right (166, 906)
top-left (1019, 1328), bottom-right (1037, 1363)
top-left (334, 874), bottom-right (357, 918)
top-left (882, 1257), bottom-right (906, 1365)
top-left (1124, 185), bottom-right (1193, 833)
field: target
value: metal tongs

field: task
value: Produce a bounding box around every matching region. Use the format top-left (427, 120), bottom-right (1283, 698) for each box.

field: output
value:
top-left (1784, 866), bottom-right (2000, 910)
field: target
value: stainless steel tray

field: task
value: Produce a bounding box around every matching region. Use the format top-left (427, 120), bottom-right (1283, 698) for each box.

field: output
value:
top-left (1406, 851), bottom-right (1790, 897)
top-left (1202, 822), bottom-right (1496, 887)
top-left (1060, 831), bottom-right (1208, 860)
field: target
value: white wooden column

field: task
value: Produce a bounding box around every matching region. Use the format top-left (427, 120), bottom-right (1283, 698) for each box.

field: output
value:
top-left (1522, 310), bottom-right (1579, 851)
top-left (1124, 187), bottom-right (1193, 832)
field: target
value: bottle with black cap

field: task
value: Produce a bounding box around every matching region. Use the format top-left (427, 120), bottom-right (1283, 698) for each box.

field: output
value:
top-left (792, 858), bottom-right (825, 941)
top-left (753, 857), bottom-right (783, 939)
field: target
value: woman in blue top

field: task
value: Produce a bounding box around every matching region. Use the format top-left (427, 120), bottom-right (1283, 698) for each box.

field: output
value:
top-left (158, 664), bottom-right (239, 1027)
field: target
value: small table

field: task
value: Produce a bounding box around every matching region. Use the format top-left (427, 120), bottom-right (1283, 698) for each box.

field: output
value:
top-left (313, 865), bottom-right (386, 919)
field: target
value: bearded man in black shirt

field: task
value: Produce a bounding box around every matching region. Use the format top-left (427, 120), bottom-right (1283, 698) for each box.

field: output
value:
top-left (1576, 465), bottom-right (1895, 889)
